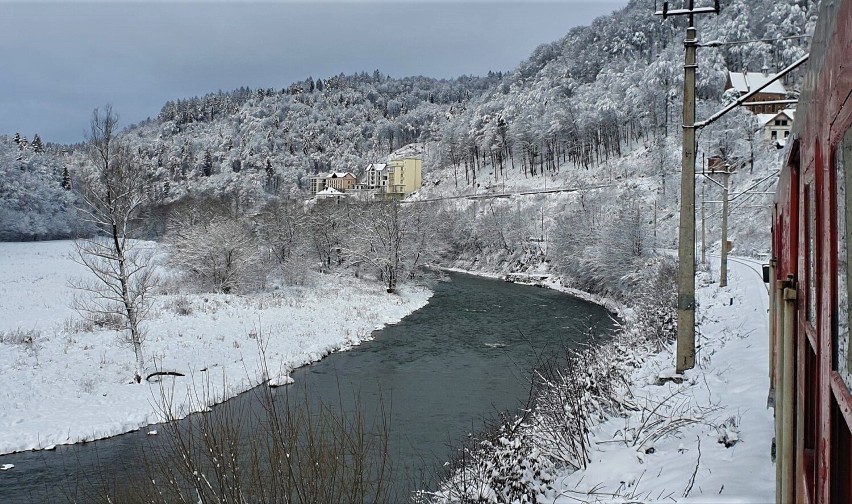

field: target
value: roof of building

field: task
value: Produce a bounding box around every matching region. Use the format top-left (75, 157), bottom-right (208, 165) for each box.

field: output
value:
top-left (367, 163), bottom-right (388, 171)
top-left (756, 113), bottom-right (777, 125)
top-left (328, 171), bottom-right (355, 178)
top-left (756, 108), bottom-right (796, 126)
top-left (316, 187), bottom-right (345, 196)
top-left (728, 71), bottom-right (787, 95)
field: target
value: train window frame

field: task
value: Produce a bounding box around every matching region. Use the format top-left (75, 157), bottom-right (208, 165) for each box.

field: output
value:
top-left (835, 127), bottom-right (852, 389)
top-left (808, 183), bottom-right (817, 327)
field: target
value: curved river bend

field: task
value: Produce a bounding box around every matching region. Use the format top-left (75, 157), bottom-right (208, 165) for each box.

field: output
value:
top-left (0, 272), bottom-right (616, 502)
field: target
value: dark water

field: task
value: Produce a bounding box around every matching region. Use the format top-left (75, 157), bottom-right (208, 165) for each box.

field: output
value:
top-left (0, 272), bottom-right (616, 502)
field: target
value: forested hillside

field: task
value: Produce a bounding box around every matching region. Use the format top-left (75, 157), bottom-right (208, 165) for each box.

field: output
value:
top-left (431, 0), bottom-right (814, 186)
top-left (0, 0), bottom-right (817, 241)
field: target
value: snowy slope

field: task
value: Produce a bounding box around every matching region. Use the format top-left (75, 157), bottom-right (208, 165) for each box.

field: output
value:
top-left (551, 256), bottom-right (774, 503)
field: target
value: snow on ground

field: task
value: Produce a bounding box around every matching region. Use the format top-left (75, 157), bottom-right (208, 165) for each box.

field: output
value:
top-left (0, 240), bottom-right (431, 455)
top-left (550, 255), bottom-right (774, 503)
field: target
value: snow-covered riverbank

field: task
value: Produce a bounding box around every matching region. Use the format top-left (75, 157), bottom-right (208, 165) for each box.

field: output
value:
top-left (431, 256), bottom-right (774, 503)
top-left (0, 240), bottom-right (431, 455)
top-left (550, 256), bottom-right (774, 503)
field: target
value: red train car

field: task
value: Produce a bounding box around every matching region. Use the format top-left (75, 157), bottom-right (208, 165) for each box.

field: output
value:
top-left (771, 0), bottom-right (852, 502)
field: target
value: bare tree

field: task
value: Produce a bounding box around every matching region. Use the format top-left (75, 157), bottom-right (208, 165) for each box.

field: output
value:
top-left (256, 198), bottom-right (311, 285)
top-left (344, 200), bottom-right (439, 293)
top-left (344, 201), bottom-right (404, 292)
top-left (168, 215), bottom-right (264, 294)
top-left (72, 106), bottom-right (156, 383)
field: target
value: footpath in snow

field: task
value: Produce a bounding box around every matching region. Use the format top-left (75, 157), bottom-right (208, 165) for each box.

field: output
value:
top-left (0, 240), bottom-right (431, 455)
top-left (551, 256), bottom-right (775, 503)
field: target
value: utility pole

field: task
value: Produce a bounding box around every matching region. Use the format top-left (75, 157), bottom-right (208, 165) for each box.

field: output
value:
top-left (655, 0), bottom-right (720, 373)
top-left (701, 180), bottom-right (706, 266)
top-left (720, 167), bottom-right (731, 287)
top-left (676, 22), bottom-right (697, 373)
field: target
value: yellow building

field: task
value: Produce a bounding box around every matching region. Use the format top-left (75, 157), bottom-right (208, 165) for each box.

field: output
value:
top-left (384, 158), bottom-right (422, 197)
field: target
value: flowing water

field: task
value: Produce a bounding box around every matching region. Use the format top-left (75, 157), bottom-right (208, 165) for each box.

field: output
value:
top-left (0, 272), bottom-right (616, 502)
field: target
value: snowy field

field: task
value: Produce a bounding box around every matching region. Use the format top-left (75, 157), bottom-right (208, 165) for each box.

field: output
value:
top-left (0, 240), bottom-right (431, 455)
top-left (551, 256), bottom-right (774, 503)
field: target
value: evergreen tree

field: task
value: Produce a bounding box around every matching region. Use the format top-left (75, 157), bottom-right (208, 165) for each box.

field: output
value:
top-left (203, 149), bottom-right (213, 177)
top-left (32, 134), bottom-right (44, 153)
top-left (265, 158), bottom-right (278, 193)
top-left (61, 166), bottom-right (72, 190)
top-left (265, 158), bottom-right (274, 180)
top-left (14, 133), bottom-right (27, 151)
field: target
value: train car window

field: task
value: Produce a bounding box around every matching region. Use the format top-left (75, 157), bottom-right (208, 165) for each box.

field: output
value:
top-left (836, 128), bottom-right (852, 389)
top-left (808, 185), bottom-right (816, 326)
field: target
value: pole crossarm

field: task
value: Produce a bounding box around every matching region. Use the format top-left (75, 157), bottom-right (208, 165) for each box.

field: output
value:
top-left (655, 6), bottom-right (719, 18)
top-left (699, 172), bottom-right (726, 189)
top-left (700, 34), bottom-right (811, 47)
top-left (695, 54), bottom-right (810, 129)
top-left (654, 1), bottom-right (720, 20)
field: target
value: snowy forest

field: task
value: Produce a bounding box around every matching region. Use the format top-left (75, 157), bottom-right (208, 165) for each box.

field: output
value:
top-left (0, 0), bottom-right (815, 243)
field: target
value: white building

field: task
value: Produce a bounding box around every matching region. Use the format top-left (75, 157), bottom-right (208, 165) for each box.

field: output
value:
top-left (756, 109), bottom-right (796, 147)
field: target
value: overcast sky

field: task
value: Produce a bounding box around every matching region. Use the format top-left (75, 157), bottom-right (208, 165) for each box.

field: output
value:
top-left (2, 1), bottom-right (626, 145)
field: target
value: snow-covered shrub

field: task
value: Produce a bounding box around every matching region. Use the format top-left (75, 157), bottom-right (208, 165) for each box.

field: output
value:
top-left (0, 328), bottom-right (41, 346)
top-left (168, 216), bottom-right (265, 294)
top-left (169, 295), bottom-right (193, 316)
top-left (434, 419), bottom-right (555, 504)
top-left (166, 199), bottom-right (267, 294)
top-left (551, 191), bottom-right (651, 299)
top-left (629, 255), bottom-right (678, 351)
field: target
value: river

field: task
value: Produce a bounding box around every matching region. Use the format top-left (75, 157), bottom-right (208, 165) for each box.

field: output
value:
top-left (0, 272), bottom-right (616, 502)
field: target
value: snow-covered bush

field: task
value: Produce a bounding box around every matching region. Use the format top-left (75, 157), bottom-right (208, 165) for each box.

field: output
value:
top-left (434, 418), bottom-right (555, 504)
top-left (168, 214), bottom-right (266, 294)
top-left (0, 328), bottom-right (41, 347)
top-left (629, 255), bottom-right (679, 351)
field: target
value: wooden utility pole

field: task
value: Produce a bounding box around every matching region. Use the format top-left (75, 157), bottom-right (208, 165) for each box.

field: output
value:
top-left (720, 168), bottom-right (731, 287)
top-left (655, 0), bottom-right (720, 373)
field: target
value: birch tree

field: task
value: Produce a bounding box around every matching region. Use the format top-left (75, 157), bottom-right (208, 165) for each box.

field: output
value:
top-left (72, 106), bottom-right (156, 383)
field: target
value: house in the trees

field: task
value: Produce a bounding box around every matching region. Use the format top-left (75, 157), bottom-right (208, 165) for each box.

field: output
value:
top-left (361, 158), bottom-right (422, 198)
top-left (756, 108), bottom-right (796, 147)
top-left (725, 67), bottom-right (788, 114)
top-left (308, 171), bottom-right (357, 196)
top-left (362, 163), bottom-right (388, 191)
top-left (308, 173), bottom-right (329, 196)
top-left (315, 187), bottom-right (348, 201)
top-left (325, 172), bottom-right (357, 192)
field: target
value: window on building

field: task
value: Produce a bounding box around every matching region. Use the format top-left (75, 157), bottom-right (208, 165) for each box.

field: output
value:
top-left (772, 130), bottom-right (778, 140)
top-left (836, 128), bottom-right (852, 390)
